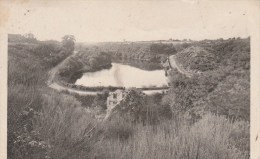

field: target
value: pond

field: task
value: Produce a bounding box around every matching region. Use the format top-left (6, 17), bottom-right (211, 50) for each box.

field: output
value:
top-left (75, 62), bottom-right (168, 88)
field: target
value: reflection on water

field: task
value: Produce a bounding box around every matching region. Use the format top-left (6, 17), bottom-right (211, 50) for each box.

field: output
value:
top-left (112, 59), bottom-right (163, 70)
top-left (75, 63), bottom-right (168, 88)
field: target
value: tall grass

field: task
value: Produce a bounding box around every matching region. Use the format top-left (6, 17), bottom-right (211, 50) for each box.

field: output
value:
top-left (90, 114), bottom-right (249, 159)
top-left (8, 43), bottom-right (48, 159)
top-left (33, 91), bottom-right (97, 159)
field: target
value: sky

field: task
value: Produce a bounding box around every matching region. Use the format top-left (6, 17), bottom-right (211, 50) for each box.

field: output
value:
top-left (5, 0), bottom-right (251, 42)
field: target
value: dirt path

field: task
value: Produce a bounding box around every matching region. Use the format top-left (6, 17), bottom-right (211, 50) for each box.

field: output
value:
top-left (168, 55), bottom-right (193, 78)
top-left (49, 82), bottom-right (102, 95)
top-left (47, 53), bottom-right (72, 85)
top-left (46, 52), bottom-right (102, 95)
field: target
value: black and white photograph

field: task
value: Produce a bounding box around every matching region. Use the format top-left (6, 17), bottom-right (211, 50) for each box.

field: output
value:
top-left (1, 0), bottom-right (259, 159)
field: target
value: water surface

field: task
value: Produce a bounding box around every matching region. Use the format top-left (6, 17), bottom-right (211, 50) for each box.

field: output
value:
top-left (76, 63), bottom-right (168, 88)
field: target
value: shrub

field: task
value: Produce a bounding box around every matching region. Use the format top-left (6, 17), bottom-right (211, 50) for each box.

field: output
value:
top-left (8, 41), bottom-right (82, 159)
top-left (175, 46), bottom-right (217, 72)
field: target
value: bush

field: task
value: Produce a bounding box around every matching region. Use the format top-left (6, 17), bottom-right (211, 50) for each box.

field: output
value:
top-left (8, 43), bottom-right (49, 159)
top-left (8, 41), bottom-right (83, 159)
top-left (34, 91), bottom-right (96, 159)
top-left (150, 43), bottom-right (177, 56)
top-left (56, 50), bottom-right (112, 83)
top-left (175, 46), bottom-right (217, 72)
top-left (32, 42), bottom-right (72, 68)
top-left (196, 75), bottom-right (250, 120)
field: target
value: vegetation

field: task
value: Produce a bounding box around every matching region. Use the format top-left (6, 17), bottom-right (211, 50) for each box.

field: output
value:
top-left (8, 35), bottom-right (86, 159)
top-left (8, 35), bottom-right (250, 159)
top-left (62, 35), bottom-right (76, 52)
top-left (8, 34), bottom-right (38, 43)
top-left (150, 43), bottom-right (177, 56)
top-left (32, 41), bottom-right (71, 68)
top-left (56, 50), bottom-right (112, 83)
top-left (164, 38), bottom-right (250, 121)
top-left (91, 114), bottom-right (249, 159)
top-left (79, 42), bottom-right (184, 63)
top-left (175, 46), bottom-right (217, 72)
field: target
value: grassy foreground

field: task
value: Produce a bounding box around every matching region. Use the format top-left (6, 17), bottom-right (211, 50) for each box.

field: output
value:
top-left (90, 114), bottom-right (249, 159)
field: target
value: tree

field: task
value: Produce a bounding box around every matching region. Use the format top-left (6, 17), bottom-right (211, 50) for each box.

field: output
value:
top-left (62, 35), bottom-right (76, 52)
top-left (23, 33), bottom-right (37, 42)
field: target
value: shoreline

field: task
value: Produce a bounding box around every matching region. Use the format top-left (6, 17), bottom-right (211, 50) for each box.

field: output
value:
top-left (49, 81), bottom-right (169, 95)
